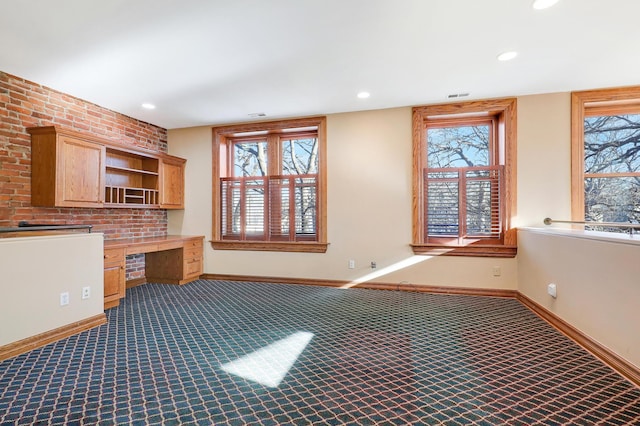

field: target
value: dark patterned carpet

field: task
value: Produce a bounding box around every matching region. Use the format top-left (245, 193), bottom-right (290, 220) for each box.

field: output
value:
top-left (0, 280), bottom-right (639, 425)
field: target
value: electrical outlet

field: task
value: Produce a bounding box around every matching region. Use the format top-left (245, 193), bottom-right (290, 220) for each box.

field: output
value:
top-left (547, 283), bottom-right (557, 298)
top-left (348, 259), bottom-right (355, 269)
top-left (60, 292), bottom-right (69, 306)
top-left (82, 286), bottom-right (91, 300)
top-left (370, 261), bottom-right (377, 269)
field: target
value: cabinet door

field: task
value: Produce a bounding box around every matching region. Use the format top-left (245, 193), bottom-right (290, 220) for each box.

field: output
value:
top-left (159, 157), bottom-right (185, 209)
top-left (104, 247), bottom-right (125, 309)
top-left (104, 264), bottom-right (124, 299)
top-left (58, 136), bottom-right (105, 207)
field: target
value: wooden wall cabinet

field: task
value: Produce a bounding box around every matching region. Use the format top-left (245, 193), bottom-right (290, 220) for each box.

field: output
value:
top-left (29, 128), bottom-right (106, 208)
top-left (28, 126), bottom-right (186, 209)
top-left (159, 157), bottom-right (185, 209)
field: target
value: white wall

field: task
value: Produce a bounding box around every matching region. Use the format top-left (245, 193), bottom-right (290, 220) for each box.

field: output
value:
top-left (515, 92), bottom-right (572, 227)
top-left (168, 107), bottom-right (517, 290)
top-left (167, 126), bottom-right (213, 271)
top-left (514, 92), bottom-right (639, 369)
top-left (0, 233), bottom-right (104, 346)
top-left (518, 229), bottom-right (640, 368)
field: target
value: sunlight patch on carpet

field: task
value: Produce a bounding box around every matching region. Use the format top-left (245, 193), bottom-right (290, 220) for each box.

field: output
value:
top-left (220, 331), bottom-right (314, 388)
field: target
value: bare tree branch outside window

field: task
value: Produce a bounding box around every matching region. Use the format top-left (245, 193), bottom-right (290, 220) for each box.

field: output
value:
top-left (426, 124), bottom-right (498, 238)
top-left (223, 134), bottom-right (319, 240)
top-left (584, 114), bottom-right (640, 231)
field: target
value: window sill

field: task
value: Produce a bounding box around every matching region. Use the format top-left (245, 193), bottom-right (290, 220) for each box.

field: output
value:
top-left (210, 240), bottom-right (329, 253)
top-left (411, 243), bottom-right (517, 258)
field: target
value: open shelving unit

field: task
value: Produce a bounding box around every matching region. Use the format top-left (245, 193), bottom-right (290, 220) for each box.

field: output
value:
top-left (105, 149), bottom-right (160, 207)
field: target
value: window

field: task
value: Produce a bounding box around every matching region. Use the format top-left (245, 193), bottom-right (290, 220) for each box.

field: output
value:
top-left (212, 117), bottom-right (327, 252)
top-left (572, 86), bottom-right (640, 231)
top-left (412, 99), bottom-right (517, 257)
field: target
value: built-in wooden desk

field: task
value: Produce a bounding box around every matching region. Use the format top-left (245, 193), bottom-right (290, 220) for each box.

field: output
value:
top-left (103, 235), bottom-right (204, 309)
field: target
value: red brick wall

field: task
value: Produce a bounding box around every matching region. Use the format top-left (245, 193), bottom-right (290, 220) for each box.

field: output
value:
top-left (0, 71), bottom-right (169, 279)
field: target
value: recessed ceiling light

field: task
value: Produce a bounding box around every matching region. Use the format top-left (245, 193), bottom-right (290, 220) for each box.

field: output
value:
top-left (357, 91), bottom-right (370, 99)
top-left (532, 0), bottom-right (560, 10)
top-left (141, 103), bottom-right (156, 110)
top-left (497, 51), bottom-right (518, 61)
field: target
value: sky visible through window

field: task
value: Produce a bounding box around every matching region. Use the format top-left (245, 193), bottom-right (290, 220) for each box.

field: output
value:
top-left (584, 114), bottom-right (640, 173)
top-left (234, 141), bottom-right (268, 177)
top-left (427, 125), bottom-right (489, 168)
top-left (226, 136), bottom-right (319, 238)
top-left (584, 114), bottom-right (640, 226)
top-left (282, 138), bottom-right (318, 175)
top-left (425, 123), bottom-right (495, 237)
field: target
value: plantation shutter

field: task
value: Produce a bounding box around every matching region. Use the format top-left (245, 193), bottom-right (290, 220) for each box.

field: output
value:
top-left (425, 166), bottom-right (504, 242)
top-left (221, 175), bottom-right (317, 242)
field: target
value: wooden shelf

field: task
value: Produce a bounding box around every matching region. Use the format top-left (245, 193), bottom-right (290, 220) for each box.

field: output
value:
top-left (106, 165), bottom-right (159, 176)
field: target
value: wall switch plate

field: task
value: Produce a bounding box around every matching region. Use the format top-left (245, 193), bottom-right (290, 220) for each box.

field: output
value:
top-left (492, 266), bottom-right (501, 277)
top-left (82, 286), bottom-right (91, 300)
top-left (60, 292), bottom-right (69, 306)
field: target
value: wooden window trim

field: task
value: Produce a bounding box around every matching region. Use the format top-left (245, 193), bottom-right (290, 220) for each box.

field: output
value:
top-left (412, 98), bottom-right (517, 258)
top-left (571, 86), bottom-right (640, 222)
top-left (212, 116), bottom-right (327, 253)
